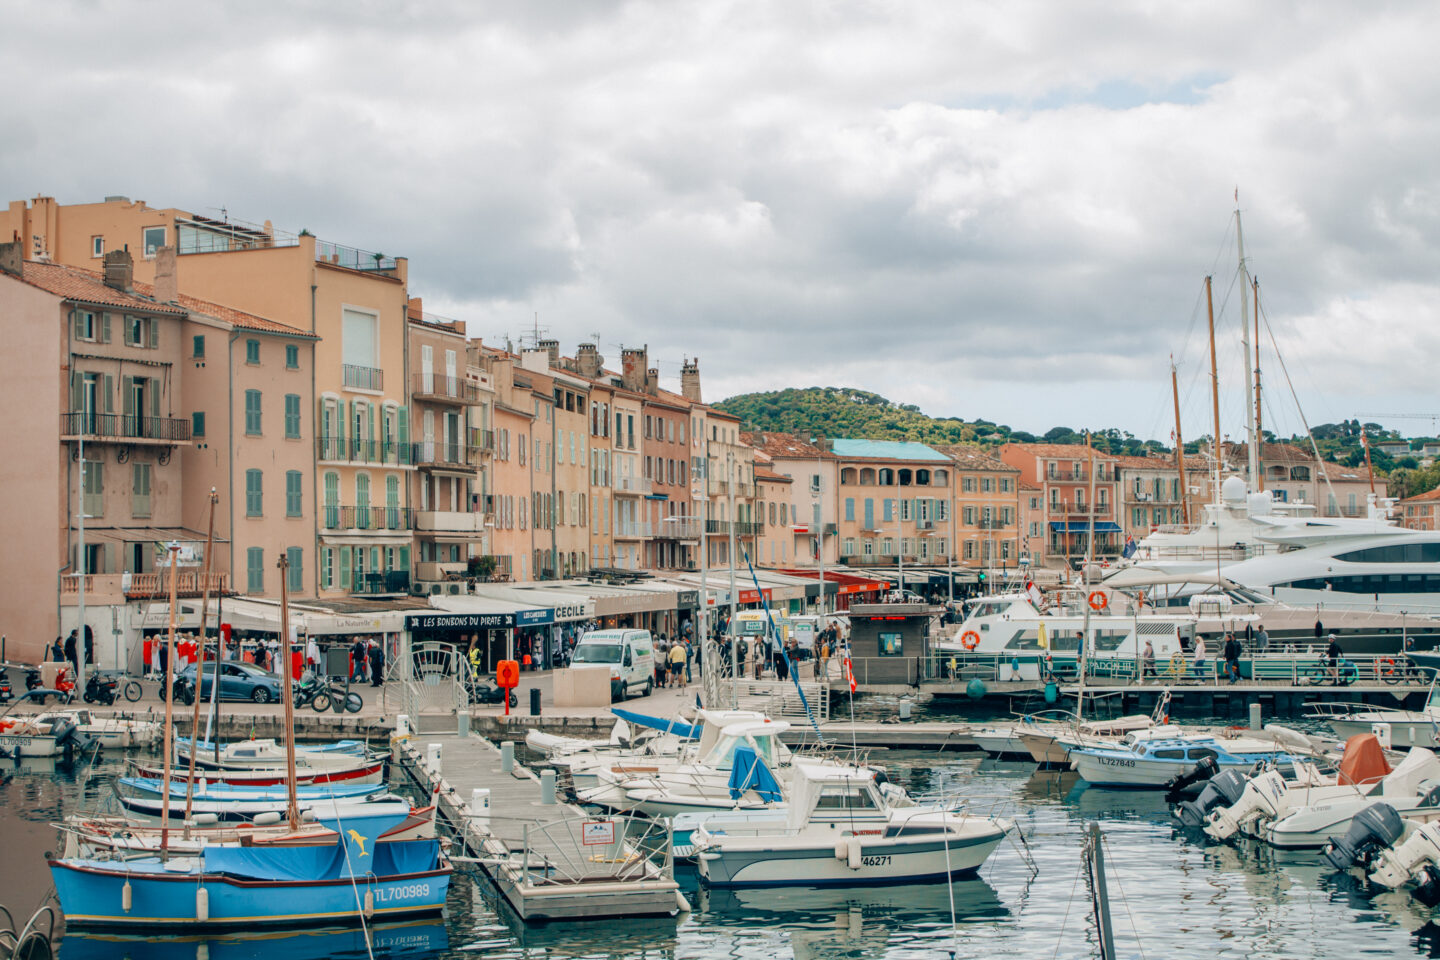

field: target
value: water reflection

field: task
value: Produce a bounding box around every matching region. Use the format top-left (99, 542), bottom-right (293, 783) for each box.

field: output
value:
top-left (59, 920), bottom-right (448, 960)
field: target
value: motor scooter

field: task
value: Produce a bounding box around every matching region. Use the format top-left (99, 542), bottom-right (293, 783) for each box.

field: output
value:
top-left (83, 672), bottom-right (118, 705)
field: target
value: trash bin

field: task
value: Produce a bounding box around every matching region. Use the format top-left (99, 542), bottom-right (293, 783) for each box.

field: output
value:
top-left (529, 686), bottom-right (541, 716)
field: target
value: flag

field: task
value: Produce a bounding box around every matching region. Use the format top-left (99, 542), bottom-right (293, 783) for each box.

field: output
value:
top-left (1122, 535), bottom-right (1137, 559)
top-left (843, 656), bottom-right (857, 693)
top-left (1025, 579), bottom-right (1043, 607)
top-left (1037, 622), bottom-right (1049, 650)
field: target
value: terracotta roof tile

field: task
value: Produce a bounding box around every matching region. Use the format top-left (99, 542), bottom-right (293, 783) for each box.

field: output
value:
top-left (930, 444), bottom-right (1019, 471)
top-left (16, 261), bottom-right (185, 314)
top-left (741, 431), bottom-right (834, 459)
top-left (130, 279), bottom-right (315, 338)
top-left (754, 466), bottom-right (792, 482)
top-left (1401, 487), bottom-right (1440, 503)
top-left (998, 442), bottom-right (1118, 460)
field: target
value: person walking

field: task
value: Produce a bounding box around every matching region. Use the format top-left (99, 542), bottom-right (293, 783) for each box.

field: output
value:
top-left (1223, 632), bottom-right (1241, 684)
top-left (1256, 625), bottom-right (1269, 653)
top-left (668, 639), bottom-right (687, 689)
top-left (1193, 635), bottom-right (1208, 681)
top-left (368, 640), bottom-right (385, 688)
top-left (351, 636), bottom-right (368, 683)
top-left (1141, 639), bottom-right (1155, 681)
top-left (683, 638), bottom-right (694, 684)
top-left (64, 630), bottom-right (78, 673)
top-left (50, 637), bottom-right (64, 663)
top-left (1326, 634), bottom-right (1343, 682)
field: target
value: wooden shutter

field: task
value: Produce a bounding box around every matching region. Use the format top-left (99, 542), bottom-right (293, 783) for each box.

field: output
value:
top-left (122, 376), bottom-right (135, 419)
top-left (70, 372), bottom-right (82, 414)
top-left (338, 546), bottom-right (351, 591)
top-left (103, 374), bottom-right (114, 413)
top-left (100, 312), bottom-right (111, 343)
top-left (397, 406), bottom-right (409, 463)
top-left (149, 317), bottom-right (159, 349)
top-left (398, 545), bottom-right (410, 574)
top-left (149, 378), bottom-right (160, 417)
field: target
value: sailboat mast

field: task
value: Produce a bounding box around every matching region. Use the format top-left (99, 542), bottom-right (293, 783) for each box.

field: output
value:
top-left (277, 554), bottom-right (300, 831)
top-left (1236, 203), bottom-right (1260, 488)
top-left (1253, 276), bottom-right (1263, 491)
top-left (160, 544), bottom-right (180, 854)
top-left (1078, 430), bottom-right (1096, 724)
top-left (1206, 276), bottom-right (1222, 494)
top-left (1171, 359), bottom-right (1190, 525)
top-left (184, 489), bottom-right (218, 825)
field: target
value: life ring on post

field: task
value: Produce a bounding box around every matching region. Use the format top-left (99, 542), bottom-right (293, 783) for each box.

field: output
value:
top-left (960, 631), bottom-right (981, 651)
top-left (1087, 591), bottom-right (1108, 611)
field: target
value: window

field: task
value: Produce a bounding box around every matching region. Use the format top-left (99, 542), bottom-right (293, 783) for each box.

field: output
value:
top-left (321, 547), bottom-right (334, 590)
top-left (245, 469), bottom-right (263, 516)
top-left (246, 547), bottom-right (264, 593)
top-left (286, 547), bottom-right (303, 593)
top-left (246, 339), bottom-right (260, 364)
top-left (244, 389), bottom-right (261, 435)
top-left (286, 470), bottom-right (303, 517)
top-left (878, 632), bottom-right (903, 656)
top-left (342, 308), bottom-right (378, 368)
top-left (92, 236), bottom-right (104, 258)
top-left (192, 411), bottom-right (205, 437)
top-left (284, 394), bottom-right (301, 438)
top-left (125, 315), bottom-right (144, 346)
top-left (845, 498), bottom-right (855, 522)
top-left (142, 226), bottom-right (166, 257)
top-left (285, 344), bottom-right (299, 369)
top-left (131, 463), bottom-right (151, 518)
top-left (193, 335), bottom-right (205, 358)
top-left (82, 461), bottom-right (104, 518)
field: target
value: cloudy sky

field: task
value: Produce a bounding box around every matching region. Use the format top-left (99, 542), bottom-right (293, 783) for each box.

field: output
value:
top-left (7, 1), bottom-right (1440, 441)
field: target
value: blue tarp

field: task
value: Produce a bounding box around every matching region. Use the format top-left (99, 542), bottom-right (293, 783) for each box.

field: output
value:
top-left (726, 744), bottom-right (782, 802)
top-left (611, 708), bottom-right (700, 740)
top-left (203, 835), bottom-right (439, 881)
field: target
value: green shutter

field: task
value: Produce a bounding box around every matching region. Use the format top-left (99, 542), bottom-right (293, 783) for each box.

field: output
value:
top-left (122, 376), bottom-right (135, 419)
top-left (192, 411), bottom-right (205, 437)
top-left (103, 374), bottom-right (114, 413)
top-left (149, 317), bottom-right (159, 349)
top-left (398, 545), bottom-right (409, 575)
top-left (70, 372), bottom-right (82, 415)
top-left (397, 406), bottom-right (409, 463)
top-left (347, 400), bottom-right (356, 458)
top-left (103, 542), bottom-right (117, 574)
top-left (149, 379), bottom-right (160, 417)
top-left (100, 312), bottom-right (111, 343)
top-left (339, 545), bottom-right (351, 592)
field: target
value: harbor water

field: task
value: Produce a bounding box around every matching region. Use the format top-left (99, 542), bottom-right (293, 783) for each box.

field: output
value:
top-left (5, 746), bottom-right (1440, 959)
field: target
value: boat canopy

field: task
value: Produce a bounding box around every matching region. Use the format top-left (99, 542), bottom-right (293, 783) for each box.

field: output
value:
top-left (1100, 568), bottom-right (1246, 590)
top-left (610, 707), bottom-right (699, 740)
top-left (727, 744), bottom-right (782, 803)
top-left (1336, 734), bottom-right (1391, 786)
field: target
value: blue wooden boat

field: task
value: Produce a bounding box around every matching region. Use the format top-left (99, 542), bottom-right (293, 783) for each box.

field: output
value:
top-left (58, 919), bottom-right (448, 960)
top-left (115, 776), bottom-right (394, 821)
top-left (50, 809), bottom-right (450, 930)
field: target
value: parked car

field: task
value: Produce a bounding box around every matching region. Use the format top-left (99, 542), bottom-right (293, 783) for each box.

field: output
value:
top-left (176, 661), bottom-right (285, 704)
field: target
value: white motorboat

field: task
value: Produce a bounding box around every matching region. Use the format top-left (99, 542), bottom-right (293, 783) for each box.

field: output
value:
top-left (35, 709), bottom-right (161, 749)
top-left (1368, 817), bottom-right (1440, 901)
top-left (1263, 749), bottom-right (1440, 849)
top-left (175, 737), bottom-right (385, 774)
top-left (1313, 680), bottom-right (1440, 749)
top-left (0, 713), bottom-right (79, 757)
top-left (692, 759), bottom-right (1011, 887)
top-left (1070, 730), bottom-right (1297, 789)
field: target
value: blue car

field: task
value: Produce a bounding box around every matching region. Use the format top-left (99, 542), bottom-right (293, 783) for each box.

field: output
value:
top-left (176, 661), bottom-right (284, 704)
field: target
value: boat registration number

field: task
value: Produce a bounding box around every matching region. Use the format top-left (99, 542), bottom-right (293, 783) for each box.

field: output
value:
top-left (0, 737), bottom-right (35, 747)
top-left (1098, 757), bottom-right (1135, 768)
top-left (374, 882), bottom-right (430, 902)
top-left (861, 855), bottom-right (892, 867)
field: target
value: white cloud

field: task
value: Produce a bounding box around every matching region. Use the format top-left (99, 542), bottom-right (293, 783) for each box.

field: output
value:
top-left (5, 0), bottom-right (1440, 440)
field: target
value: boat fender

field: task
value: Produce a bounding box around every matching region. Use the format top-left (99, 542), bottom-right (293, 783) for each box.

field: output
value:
top-left (196, 886), bottom-right (209, 922)
top-left (1415, 865), bottom-right (1440, 908)
top-left (122, 878), bottom-right (132, 913)
top-left (1175, 769), bottom-right (1249, 828)
top-left (301, 809), bottom-right (316, 822)
top-left (252, 812), bottom-right (282, 826)
top-left (835, 840), bottom-right (848, 861)
top-left (193, 813), bottom-right (219, 825)
top-left (363, 887), bottom-right (375, 918)
top-left (1322, 802), bottom-right (1405, 871)
top-left (847, 837), bottom-right (863, 869)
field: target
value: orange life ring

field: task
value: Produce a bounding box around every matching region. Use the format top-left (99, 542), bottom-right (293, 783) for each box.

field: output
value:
top-left (1088, 591), bottom-right (1108, 611)
top-left (960, 631), bottom-right (981, 651)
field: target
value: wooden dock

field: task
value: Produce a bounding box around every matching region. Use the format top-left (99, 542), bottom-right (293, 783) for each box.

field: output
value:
top-left (392, 730), bottom-right (688, 922)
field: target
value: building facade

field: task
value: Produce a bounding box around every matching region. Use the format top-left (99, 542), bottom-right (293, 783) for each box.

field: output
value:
top-left (996, 443), bottom-right (1123, 564)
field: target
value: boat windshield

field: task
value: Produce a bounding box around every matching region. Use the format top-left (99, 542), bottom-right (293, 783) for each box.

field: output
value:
top-left (707, 733), bottom-right (778, 769)
top-left (572, 644), bottom-right (623, 664)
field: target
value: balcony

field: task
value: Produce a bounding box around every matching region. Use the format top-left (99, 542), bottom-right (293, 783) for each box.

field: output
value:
top-left (61, 571), bottom-right (228, 600)
top-left (613, 475), bottom-right (654, 496)
top-left (316, 437), bottom-right (411, 466)
top-left (351, 571), bottom-right (411, 595)
top-left (975, 518), bottom-right (1011, 530)
top-left (1051, 502), bottom-right (1112, 519)
top-left (61, 412), bottom-right (191, 444)
top-left (342, 364), bottom-right (383, 392)
top-left (708, 478), bottom-right (757, 499)
top-left (656, 519), bottom-right (703, 539)
top-left (412, 374), bottom-right (485, 405)
top-left (706, 519), bottom-right (762, 537)
top-left (415, 511), bottom-right (487, 534)
top-left (791, 523), bottom-right (839, 537)
top-left (614, 521), bottom-right (652, 539)
top-left (473, 429), bottom-right (495, 453)
top-left (412, 441), bottom-right (479, 471)
top-left (321, 505), bottom-right (414, 532)
top-left (1046, 470), bottom-right (1110, 482)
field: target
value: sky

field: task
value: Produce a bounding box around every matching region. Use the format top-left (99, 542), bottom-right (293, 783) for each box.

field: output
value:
top-left (6, 1), bottom-right (1440, 443)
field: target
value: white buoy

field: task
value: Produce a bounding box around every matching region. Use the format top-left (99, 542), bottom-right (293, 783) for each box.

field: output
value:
top-left (363, 887), bottom-right (375, 918)
top-left (834, 840), bottom-right (848, 861)
top-left (252, 811), bottom-right (282, 826)
top-left (193, 812), bottom-right (218, 825)
top-left (396, 714), bottom-right (411, 737)
top-left (846, 837), bottom-right (863, 869)
top-left (196, 887), bottom-right (210, 922)
top-left (122, 878), bottom-right (132, 913)
top-left (470, 788), bottom-right (491, 830)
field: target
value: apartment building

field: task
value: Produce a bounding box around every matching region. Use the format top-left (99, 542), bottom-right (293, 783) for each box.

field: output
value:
top-left (740, 432), bottom-right (840, 569)
top-left (754, 465), bottom-right (796, 566)
top-left (996, 443), bottom-right (1122, 564)
top-left (1399, 488), bottom-right (1440, 531)
top-left (584, 358), bottom-right (616, 571)
top-left (932, 446), bottom-right (1021, 569)
top-left (1018, 479), bottom-right (1045, 565)
top-left (833, 439), bottom-right (953, 568)
top-left (610, 386), bottom-right (646, 570)
top-left (477, 347), bottom-right (536, 581)
top-left (1113, 455), bottom-right (1187, 543)
top-left (696, 405), bottom-right (757, 569)
top-left (529, 343), bottom-right (593, 578)
top-left (1222, 442), bottom-right (1374, 517)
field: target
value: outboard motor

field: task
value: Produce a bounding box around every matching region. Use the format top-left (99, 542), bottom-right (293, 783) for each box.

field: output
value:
top-left (1322, 802), bottom-right (1405, 871)
top-left (1164, 756), bottom-right (1220, 803)
top-left (1176, 768), bottom-right (1249, 827)
top-left (1370, 821), bottom-right (1440, 890)
top-left (1205, 769), bottom-right (1288, 841)
top-left (1414, 865), bottom-right (1440, 908)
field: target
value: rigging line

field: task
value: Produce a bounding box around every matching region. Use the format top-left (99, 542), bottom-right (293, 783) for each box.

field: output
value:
top-left (1048, 851), bottom-right (1088, 960)
top-left (1260, 309), bottom-right (1338, 509)
top-left (1099, 833), bottom-right (1147, 960)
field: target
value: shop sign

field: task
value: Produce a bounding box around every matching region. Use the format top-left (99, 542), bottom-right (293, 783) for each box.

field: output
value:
top-left (738, 588), bottom-right (772, 603)
top-left (675, 590), bottom-right (700, 610)
top-left (516, 608), bottom-right (555, 627)
top-left (551, 602), bottom-right (591, 622)
top-left (410, 612), bottom-right (513, 630)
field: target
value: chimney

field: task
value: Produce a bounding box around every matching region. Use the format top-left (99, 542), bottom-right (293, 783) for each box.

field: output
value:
top-left (153, 245), bottom-right (178, 303)
top-left (0, 240), bottom-right (21, 277)
top-left (681, 357), bottom-right (701, 403)
top-left (406, 297), bottom-right (424, 321)
top-left (620, 345), bottom-right (648, 393)
top-left (539, 338), bottom-right (560, 366)
top-left (646, 367), bottom-right (659, 395)
top-left (103, 248), bottom-right (133, 292)
top-left (576, 343), bottom-right (604, 378)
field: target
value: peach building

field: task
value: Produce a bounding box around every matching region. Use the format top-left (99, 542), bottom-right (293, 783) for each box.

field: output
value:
top-left (583, 367), bottom-right (616, 571)
top-left (833, 439), bottom-right (953, 573)
top-left (740, 432), bottom-right (840, 569)
top-left (932, 446), bottom-right (1021, 570)
top-left (996, 442), bottom-right (1122, 565)
top-left (753, 464), bottom-right (795, 566)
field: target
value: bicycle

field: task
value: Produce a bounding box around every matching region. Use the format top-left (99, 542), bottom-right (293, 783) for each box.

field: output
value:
top-left (1379, 657), bottom-right (1422, 686)
top-left (1302, 658), bottom-right (1358, 687)
top-left (119, 676), bottom-right (143, 702)
top-left (293, 673), bottom-right (332, 713)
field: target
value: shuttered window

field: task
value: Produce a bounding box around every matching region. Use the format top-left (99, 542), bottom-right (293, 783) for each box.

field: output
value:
top-left (245, 469), bottom-right (263, 516)
top-left (246, 547), bottom-right (264, 593)
top-left (284, 394), bottom-right (301, 438)
top-left (132, 463), bottom-right (151, 518)
top-left (245, 339), bottom-right (260, 364)
top-left (245, 390), bottom-right (261, 435)
top-left (285, 344), bottom-right (299, 369)
top-left (285, 470), bottom-right (303, 517)
top-left (192, 411), bottom-right (205, 437)
top-left (286, 547), bottom-right (303, 593)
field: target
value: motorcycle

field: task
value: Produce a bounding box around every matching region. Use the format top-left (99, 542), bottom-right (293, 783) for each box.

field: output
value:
top-left (83, 673), bottom-right (118, 705)
top-left (466, 676), bottom-right (517, 708)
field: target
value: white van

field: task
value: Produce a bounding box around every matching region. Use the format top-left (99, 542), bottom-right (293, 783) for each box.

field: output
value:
top-left (571, 629), bottom-right (656, 700)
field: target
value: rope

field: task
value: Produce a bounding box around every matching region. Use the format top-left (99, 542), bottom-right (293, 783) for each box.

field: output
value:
top-left (1099, 833), bottom-right (1147, 960)
top-left (324, 803), bottom-right (376, 960)
top-left (740, 550), bottom-right (823, 741)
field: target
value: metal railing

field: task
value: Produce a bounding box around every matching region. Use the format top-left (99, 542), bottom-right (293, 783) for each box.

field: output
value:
top-left (61, 412), bottom-right (191, 442)
top-left (473, 429), bottom-right (495, 452)
top-left (412, 441), bottom-right (478, 468)
top-left (321, 505), bottom-right (414, 531)
top-left (613, 475), bottom-right (653, 495)
top-left (975, 518), bottom-right (1011, 529)
top-left (518, 814), bottom-right (673, 889)
top-left (352, 571), bottom-right (411, 595)
top-left (706, 520), bottom-right (762, 537)
top-left (656, 519), bottom-right (703, 538)
top-left (614, 521), bottom-right (652, 539)
top-left (315, 240), bottom-right (400, 274)
top-left (709, 479), bottom-right (757, 499)
top-left (316, 437), bottom-right (411, 465)
top-left (412, 374), bottom-right (484, 403)
top-left (342, 364), bottom-right (383, 391)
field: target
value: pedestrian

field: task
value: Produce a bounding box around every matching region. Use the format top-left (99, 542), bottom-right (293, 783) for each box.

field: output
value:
top-left (1193, 635), bottom-right (1208, 680)
top-left (158, 638), bottom-right (169, 678)
top-left (50, 637), bottom-right (64, 662)
top-left (306, 635), bottom-right (321, 675)
top-left (1326, 634), bottom-right (1343, 681)
top-left (668, 639), bottom-right (687, 688)
top-left (1141, 639), bottom-right (1155, 681)
top-left (64, 630), bottom-right (78, 672)
top-left (1223, 632), bottom-right (1241, 684)
top-left (775, 642), bottom-right (790, 681)
top-left (368, 640), bottom-right (385, 687)
top-left (1256, 626), bottom-right (1269, 652)
top-left (752, 637), bottom-right (765, 679)
top-left (83, 624), bottom-right (94, 665)
top-left (684, 638), bottom-right (694, 684)
top-left (351, 636), bottom-right (368, 683)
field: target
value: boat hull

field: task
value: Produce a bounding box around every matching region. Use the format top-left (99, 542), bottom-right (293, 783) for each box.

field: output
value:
top-left (697, 831), bottom-right (1005, 888)
top-left (1328, 718), bottom-right (1439, 749)
top-left (0, 732), bottom-right (62, 756)
top-left (131, 760), bottom-right (385, 786)
top-left (50, 860), bottom-right (449, 930)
